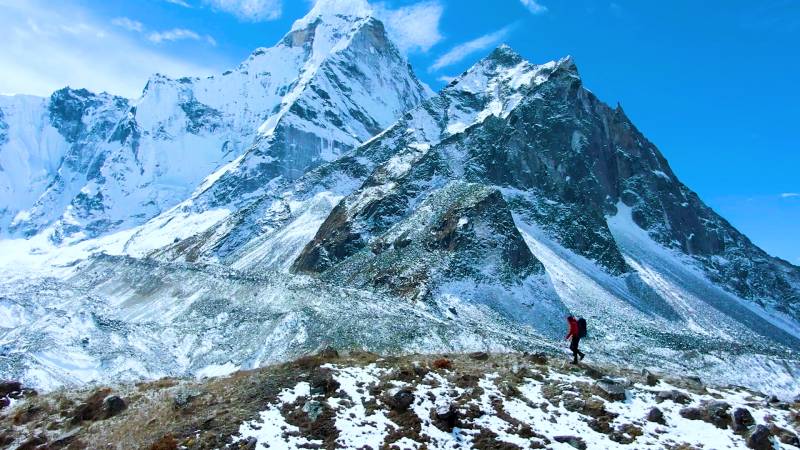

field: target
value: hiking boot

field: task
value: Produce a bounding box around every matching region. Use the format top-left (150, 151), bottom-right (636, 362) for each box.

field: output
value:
top-left (579, 352), bottom-right (585, 361)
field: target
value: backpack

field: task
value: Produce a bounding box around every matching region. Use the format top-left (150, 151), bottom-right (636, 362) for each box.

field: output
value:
top-left (577, 317), bottom-right (587, 338)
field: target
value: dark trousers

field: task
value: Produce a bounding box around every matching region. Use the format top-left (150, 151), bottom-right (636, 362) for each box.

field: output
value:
top-left (570, 336), bottom-right (584, 362)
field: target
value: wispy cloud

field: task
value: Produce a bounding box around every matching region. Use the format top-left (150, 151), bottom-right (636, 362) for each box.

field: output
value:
top-left (0, 0), bottom-right (217, 98)
top-left (165, 0), bottom-right (192, 7)
top-left (111, 16), bottom-right (217, 47)
top-left (374, 1), bottom-right (443, 53)
top-left (203, 0), bottom-right (282, 21)
top-left (520, 0), bottom-right (547, 15)
top-left (111, 17), bottom-right (144, 33)
top-left (430, 25), bottom-right (513, 71)
top-left (148, 27), bottom-right (216, 46)
top-left (437, 75), bottom-right (456, 84)
top-left (780, 192), bottom-right (799, 198)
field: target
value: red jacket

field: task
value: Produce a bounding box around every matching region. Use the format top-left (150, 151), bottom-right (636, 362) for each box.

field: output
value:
top-left (566, 319), bottom-right (579, 339)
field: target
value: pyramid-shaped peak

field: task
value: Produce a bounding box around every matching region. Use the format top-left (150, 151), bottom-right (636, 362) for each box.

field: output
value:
top-left (292, 0), bottom-right (373, 30)
top-left (486, 44), bottom-right (526, 66)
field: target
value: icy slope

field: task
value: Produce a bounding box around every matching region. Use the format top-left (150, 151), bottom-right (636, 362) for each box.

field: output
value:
top-left (0, 255), bottom-right (554, 390)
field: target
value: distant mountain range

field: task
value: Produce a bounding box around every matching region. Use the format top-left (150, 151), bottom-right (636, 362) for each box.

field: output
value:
top-left (0, 0), bottom-right (798, 397)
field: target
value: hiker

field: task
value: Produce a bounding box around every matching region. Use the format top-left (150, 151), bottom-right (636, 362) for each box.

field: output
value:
top-left (565, 315), bottom-right (586, 364)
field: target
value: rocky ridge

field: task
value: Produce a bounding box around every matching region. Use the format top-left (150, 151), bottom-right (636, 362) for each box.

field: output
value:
top-left (1, 352), bottom-right (799, 449)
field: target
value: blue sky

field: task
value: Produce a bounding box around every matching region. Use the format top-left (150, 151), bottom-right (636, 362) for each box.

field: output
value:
top-left (1, 0), bottom-right (798, 263)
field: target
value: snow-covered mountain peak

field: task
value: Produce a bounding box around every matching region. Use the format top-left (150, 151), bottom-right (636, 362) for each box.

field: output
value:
top-left (292, 0), bottom-right (373, 31)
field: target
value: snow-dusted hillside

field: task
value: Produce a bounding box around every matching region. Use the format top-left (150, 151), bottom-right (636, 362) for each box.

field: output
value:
top-left (2, 352), bottom-right (799, 449)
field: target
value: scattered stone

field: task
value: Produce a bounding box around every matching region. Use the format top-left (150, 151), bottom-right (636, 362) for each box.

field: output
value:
top-left (173, 388), bottom-right (202, 409)
top-left (433, 401), bottom-right (458, 431)
top-left (583, 366), bottom-right (605, 380)
top-left (747, 425), bottom-right (774, 450)
top-left (0, 380), bottom-right (21, 397)
top-left (554, 435), bottom-right (587, 450)
top-left (562, 396), bottom-right (585, 412)
top-left (303, 400), bottom-right (323, 422)
top-left (498, 381), bottom-right (520, 398)
top-left (656, 389), bottom-right (691, 404)
top-left (595, 377), bottom-right (627, 402)
top-left (529, 352), bottom-right (548, 365)
top-left (643, 370), bottom-right (659, 387)
top-left (469, 351), bottom-right (489, 361)
top-left (685, 375), bottom-right (704, 391)
top-left (588, 415), bottom-right (614, 434)
top-left (679, 407), bottom-right (704, 421)
top-left (17, 434), bottom-right (47, 450)
top-left (432, 358), bottom-right (452, 370)
top-left (647, 407), bottom-right (666, 424)
top-left (12, 404), bottom-right (42, 425)
top-left (703, 400), bottom-right (731, 429)
top-left (768, 423), bottom-right (800, 446)
top-left (391, 390), bottom-right (414, 412)
top-left (0, 397), bottom-right (9, 409)
top-left (733, 407), bottom-right (755, 434)
top-left (310, 368), bottom-right (340, 396)
top-left (317, 346), bottom-right (339, 359)
top-left (103, 395), bottom-right (128, 418)
top-left (583, 397), bottom-right (607, 418)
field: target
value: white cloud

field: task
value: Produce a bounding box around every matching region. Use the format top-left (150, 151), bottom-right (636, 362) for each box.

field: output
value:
top-left (430, 26), bottom-right (513, 71)
top-left (147, 28), bottom-right (218, 46)
top-left (437, 75), bottom-right (456, 83)
top-left (148, 28), bottom-right (200, 42)
top-left (780, 193), bottom-right (799, 198)
top-left (374, 1), bottom-right (443, 53)
top-left (203, 0), bottom-right (282, 21)
top-left (0, 0), bottom-right (218, 98)
top-left (111, 17), bottom-right (144, 32)
top-left (520, 0), bottom-right (547, 14)
top-left (165, 0), bottom-right (192, 6)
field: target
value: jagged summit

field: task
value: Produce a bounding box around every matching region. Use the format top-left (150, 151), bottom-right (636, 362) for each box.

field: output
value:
top-left (292, 0), bottom-right (373, 30)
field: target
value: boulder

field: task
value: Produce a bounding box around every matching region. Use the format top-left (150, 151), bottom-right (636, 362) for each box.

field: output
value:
top-left (0, 380), bottom-right (21, 397)
top-left (747, 425), bottom-right (774, 450)
top-left (554, 436), bottom-right (587, 450)
top-left (102, 395), bottom-right (127, 418)
top-left (583, 398), bottom-right (607, 418)
top-left (317, 346), bottom-right (339, 359)
top-left (528, 352), bottom-right (548, 365)
top-left (173, 388), bottom-right (202, 409)
top-left (469, 351), bottom-right (489, 361)
top-left (685, 375), bottom-right (704, 391)
top-left (643, 370), bottom-right (659, 387)
top-left (733, 407), bottom-right (755, 434)
top-left (704, 400), bottom-right (731, 429)
top-left (595, 377), bottom-right (627, 402)
top-left (588, 416), bottom-right (614, 434)
top-left (656, 389), bottom-right (691, 404)
top-left (768, 424), bottom-right (800, 446)
top-left (679, 407), bottom-right (703, 421)
top-left (303, 400), bottom-right (324, 422)
top-left (71, 387), bottom-right (112, 423)
top-left (562, 396), bottom-right (585, 412)
top-left (433, 401), bottom-right (458, 431)
top-left (310, 368), bottom-right (340, 396)
top-left (391, 390), bottom-right (414, 412)
top-left (647, 407), bottom-right (666, 424)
